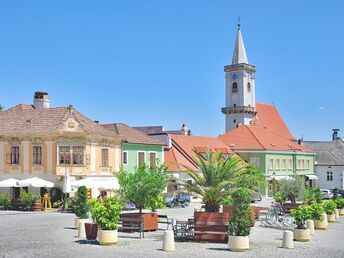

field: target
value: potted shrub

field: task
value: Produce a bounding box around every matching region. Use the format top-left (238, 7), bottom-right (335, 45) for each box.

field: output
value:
top-left (0, 193), bottom-right (11, 210)
top-left (290, 205), bottom-right (312, 241)
top-left (278, 178), bottom-right (305, 211)
top-left (90, 196), bottom-right (122, 245)
top-left (335, 198), bottom-right (344, 216)
top-left (32, 194), bottom-right (42, 211)
top-left (323, 200), bottom-right (337, 222)
top-left (74, 186), bottom-right (89, 229)
top-left (118, 165), bottom-right (167, 231)
top-left (184, 151), bottom-right (263, 243)
top-left (19, 191), bottom-right (34, 211)
top-left (85, 199), bottom-right (100, 241)
top-left (228, 188), bottom-right (253, 251)
top-left (310, 203), bottom-right (327, 230)
top-left (273, 191), bottom-right (286, 205)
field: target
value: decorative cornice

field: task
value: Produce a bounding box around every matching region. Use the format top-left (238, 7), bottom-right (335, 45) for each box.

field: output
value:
top-left (32, 138), bottom-right (44, 145)
top-left (9, 138), bottom-right (21, 146)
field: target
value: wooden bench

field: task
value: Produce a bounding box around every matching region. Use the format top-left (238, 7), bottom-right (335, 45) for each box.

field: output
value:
top-left (282, 203), bottom-right (302, 214)
top-left (158, 214), bottom-right (174, 230)
top-left (173, 220), bottom-right (195, 240)
top-left (193, 221), bottom-right (229, 242)
top-left (119, 216), bottom-right (144, 239)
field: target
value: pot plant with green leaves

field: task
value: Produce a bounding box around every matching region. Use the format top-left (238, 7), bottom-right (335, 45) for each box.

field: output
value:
top-left (0, 193), bottom-right (11, 210)
top-left (310, 202), bottom-right (327, 230)
top-left (335, 198), bottom-right (344, 216)
top-left (273, 192), bottom-right (286, 205)
top-left (89, 196), bottom-right (122, 245)
top-left (228, 188), bottom-right (253, 251)
top-left (290, 205), bottom-right (312, 241)
top-left (74, 186), bottom-right (89, 229)
top-left (19, 191), bottom-right (34, 211)
top-left (323, 200), bottom-right (337, 222)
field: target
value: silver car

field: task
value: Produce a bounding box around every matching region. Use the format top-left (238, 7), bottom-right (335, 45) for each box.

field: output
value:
top-left (320, 189), bottom-right (333, 199)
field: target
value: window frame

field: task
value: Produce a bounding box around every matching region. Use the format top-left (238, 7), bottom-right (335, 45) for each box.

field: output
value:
top-left (137, 151), bottom-right (146, 168)
top-left (10, 146), bottom-right (20, 165)
top-left (122, 151), bottom-right (128, 165)
top-left (281, 159), bottom-right (287, 170)
top-left (101, 148), bottom-right (109, 167)
top-left (247, 82), bottom-right (251, 93)
top-left (232, 82), bottom-right (238, 93)
top-left (59, 146), bottom-right (71, 165)
top-left (287, 159), bottom-right (293, 170)
top-left (276, 159), bottom-right (281, 170)
top-left (327, 171), bottom-right (333, 181)
top-left (73, 146), bottom-right (84, 165)
top-left (149, 151), bottom-right (157, 168)
top-left (268, 158), bottom-right (274, 170)
top-left (32, 145), bottom-right (42, 165)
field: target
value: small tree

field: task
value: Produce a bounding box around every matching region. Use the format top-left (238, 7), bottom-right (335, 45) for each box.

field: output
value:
top-left (290, 205), bottom-right (312, 229)
top-left (0, 193), bottom-right (11, 210)
top-left (20, 191), bottom-right (34, 209)
top-left (279, 177), bottom-right (305, 203)
top-left (75, 186), bottom-right (89, 219)
top-left (117, 165), bottom-right (167, 213)
top-left (273, 191), bottom-right (286, 204)
top-left (323, 200), bottom-right (337, 215)
top-left (304, 187), bottom-right (315, 204)
top-left (314, 188), bottom-right (322, 203)
top-left (335, 198), bottom-right (344, 210)
top-left (309, 203), bottom-right (325, 221)
top-left (228, 188), bottom-right (253, 236)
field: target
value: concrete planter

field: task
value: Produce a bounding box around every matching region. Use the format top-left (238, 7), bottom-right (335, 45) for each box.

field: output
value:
top-left (228, 235), bottom-right (250, 251)
top-left (327, 214), bottom-right (336, 223)
top-left (340, 208), bottom-right (344, 216)
top-left (294, 228), bottom-right (310, 242)
top-left (75, 218), bottom-right (89, 229)
top-left (314, 219), bottom-right (327, 230)
top-left (98, 230), bottom-right (118, 245)
top-left (335, 209), bottom-right (340, 219)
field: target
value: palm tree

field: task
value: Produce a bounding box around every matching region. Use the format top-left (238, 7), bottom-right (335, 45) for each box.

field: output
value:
top-left (184, 151), bottom-right (264, 212)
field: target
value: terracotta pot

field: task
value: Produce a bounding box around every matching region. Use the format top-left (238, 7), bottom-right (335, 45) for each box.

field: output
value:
top-left (75, 218), bottom-right (89, 229)
top-left (85, 223), bottom-right (98, 240)
top-left (32, 201), bottom-right (42, 211)
top-left (223, 206), bottom-right (255, 226)
top-left (120, 213), bottom-right (158, 231)
top-left (194, 211), bottom-right (229, 243)
top-left (340, 208), bottom-right (344, 216)
top-left (228, 235), bottom-right (250, 251)
top-left (294, 228), bottom-right (310, 242)
top-left (327, 214), bottom-right (336, 223)
top-left (98, 230), bottom-right (118, 245)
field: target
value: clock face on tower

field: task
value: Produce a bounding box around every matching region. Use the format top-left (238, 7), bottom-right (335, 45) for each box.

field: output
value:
top-left (231, 73), bottom-right (238, 80)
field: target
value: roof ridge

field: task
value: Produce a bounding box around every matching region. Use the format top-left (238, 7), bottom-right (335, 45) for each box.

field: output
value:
top-left (171, 139), bottom-right (199, 168)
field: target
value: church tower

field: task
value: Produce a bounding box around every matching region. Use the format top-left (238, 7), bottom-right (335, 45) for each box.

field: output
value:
top-left (221, 23), bottom-right (256, 132)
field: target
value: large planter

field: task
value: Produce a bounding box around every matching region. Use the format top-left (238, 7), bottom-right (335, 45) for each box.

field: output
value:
top-left (32, 200), bottom-right (42, 211)
top-left (314, 219), bottom-right (327, 230)
top-left (294, 228), bottom-right (310, 242)
top-left (194, 211), bottom-right (229, 243)
top-left (98, 229), bottom-right (118, 245)
top-left (335, 209), bottom-right (340, 219)
top-left (327, 213), bottom-right (336, 223)
top-left (85, 223), bottom-right (98, 240)
top-left (120, 213), bottom-right (158, 231)
top-left (75, 218), bottom-right (89, 229)
top-left (340, 208), bottom-right (344, 216)
top-left (228, 235), bottom-right (250, 251)
top-left (223, 206), bottom-right (255, 226)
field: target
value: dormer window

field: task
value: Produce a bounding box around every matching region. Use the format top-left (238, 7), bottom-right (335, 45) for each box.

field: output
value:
top-left (247, 82), bottom-right (251, 93)
top-left (232, 82), bottom-right (238, 93)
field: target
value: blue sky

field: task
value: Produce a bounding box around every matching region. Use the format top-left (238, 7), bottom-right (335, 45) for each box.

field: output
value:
top-left (0, 1), bottom-right (343, 141)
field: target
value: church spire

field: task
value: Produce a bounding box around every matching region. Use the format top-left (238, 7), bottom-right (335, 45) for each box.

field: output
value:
top-left (231, 21), bottom-right (248, 65)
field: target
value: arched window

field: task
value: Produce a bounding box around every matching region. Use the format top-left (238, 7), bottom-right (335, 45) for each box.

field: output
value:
top-left (247, 82), bottom-right (251, 93)
top-left (232, 82), bottom-right (238, 93)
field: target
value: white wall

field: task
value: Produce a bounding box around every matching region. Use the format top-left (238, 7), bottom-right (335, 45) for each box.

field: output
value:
top-left (315, 165), bottom-right (344, 190)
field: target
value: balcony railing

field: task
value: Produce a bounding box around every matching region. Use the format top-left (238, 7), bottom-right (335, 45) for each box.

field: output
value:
top-left (221, 106), bottom-right (256, 114)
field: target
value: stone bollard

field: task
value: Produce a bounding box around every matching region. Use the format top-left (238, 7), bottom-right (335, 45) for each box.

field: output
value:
top-left (335, 209), bottom-right (340, 219)
top-left (282, 230), bottom-right (294, 249)
top-left (163, 230), bottom-right (175, 251)
top-left (78, 221), bottom-right (86, 238)
top-left (306, 220), bottom-right (315, 235)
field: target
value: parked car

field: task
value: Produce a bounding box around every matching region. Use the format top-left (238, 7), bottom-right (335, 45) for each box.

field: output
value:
top-left (165, 193), bottom-right (191, 208)
top-left (250, 191), bottom-right (262, 203)
top-left (320, 189), bottom-right (333, 199)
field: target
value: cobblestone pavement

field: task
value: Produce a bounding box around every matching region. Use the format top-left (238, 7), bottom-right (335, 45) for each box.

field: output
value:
top-left (0, 202), bottom-right (344, 258)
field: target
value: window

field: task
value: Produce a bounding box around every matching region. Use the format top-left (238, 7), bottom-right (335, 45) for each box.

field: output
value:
top-left (123, 151), bottom-right (128, 165)
top-left (59, 146), bottom-right (70, 164)
top-left (11, 146), bottom-right (20, 164)
top-left (138, 152), bottom-right (145, 168)
top-left (233, 119), bottom-right (236, 123)
top-left (101, 149), bottom-right (109, 167)
top-left (306, 160), bottom-right (310, 169)
top-left (301, 159), bottom-right (305, 169)
top-left (269, 159), bottom-right (274, 170)
top-left (249, 157), bottom-right (260, 168)
top-left (276, 159), bottom-right (280, 170)
top-left (33, 146), bottom-right (42, 165)
top-left (282, 159), bottom-right (286, 170)
top-left (149, 152), bottom-right (157, 168)
top-left (327, 171), bottom-right (333, 181)
top-left (297, 159), bottom-right (301, 169)
top-left (288, 159), bottom-right (292, 170)
top-left (232, 82), bottom-right (238, 93)
top-left (73, 146), bottom-right (84, 165)
top-left (247, 82), bottom-right (251, 93)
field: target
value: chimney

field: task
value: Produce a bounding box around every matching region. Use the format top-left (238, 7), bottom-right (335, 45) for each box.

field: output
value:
top-left (332, 129), bottom-right (340, 141)
top-left (33, 91), bottom-right (50, 109)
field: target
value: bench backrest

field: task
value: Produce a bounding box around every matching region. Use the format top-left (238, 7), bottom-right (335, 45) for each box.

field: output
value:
top-left (158, 215), bottom-right (168, 219)
top-left (194, 221), bottom-right (229, 226)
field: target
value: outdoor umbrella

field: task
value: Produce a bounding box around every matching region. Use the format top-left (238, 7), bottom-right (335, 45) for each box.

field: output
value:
top-left (18, 177), bottom-right (54, 188)
top-left (0, 178), bottom-right (20, 187)
top-left (63, 169), bottom-right (72, 194)
top-left (71, 177), bottom-right (119, 190)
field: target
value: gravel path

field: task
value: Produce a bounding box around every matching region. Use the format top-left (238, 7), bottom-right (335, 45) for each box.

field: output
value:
top-left (0, 203), bottom-right (343, 258)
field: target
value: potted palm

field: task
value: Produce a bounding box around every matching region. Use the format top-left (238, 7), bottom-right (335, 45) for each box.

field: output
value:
top-left (228, 188), bottom-right (253, 251)
top-left (118, 165), bottom-right (167, 231)
top-left (290, 205), bottom-right (312, 241)
top-left (89, 196), bottom-right (122, 245)
top-left (310, 203), bottom-right (327, 230)
top-left (335, 198), bottom-right (344, 216)
top-left (74, 186), bottom-right (89, 229)
top-left (184, 151), bottom-right (263, 242)
top-left (323, 200), bottom-right (337, 222)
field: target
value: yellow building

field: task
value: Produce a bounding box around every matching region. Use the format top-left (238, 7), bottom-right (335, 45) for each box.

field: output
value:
top-left (0, 92), bottom-right (122, 201)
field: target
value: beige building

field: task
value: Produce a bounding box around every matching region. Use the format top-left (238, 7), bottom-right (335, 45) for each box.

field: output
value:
top-left (0, 92), bottom-right (122, 201)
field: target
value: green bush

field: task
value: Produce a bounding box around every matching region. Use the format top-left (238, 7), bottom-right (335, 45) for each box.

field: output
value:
top-left (314, 188), bottom-right (322, 203)
top-left (304, 187), bottom-right (315, 204)
top-left (20, 191), bottom-right (34, 208)
top-left (279, 177), bottom-right (305, 203)
top-left (228, 188), bottom-right (253, 237)
top-left (147, 194), bottom-right (165, 212)
top-left (323, 200), bottom-right (337, 215)
top-left (0, 193), bottom-right (11, 210)
top-left (290, 205), bottom-right (312, 229)
top-left (89, 196), bottom-right (122, 230)
top-left (335, 198), bottom-right (344, 209)
top-left (118, 165), bottom-right (167, 213)
top-left (75, 186), bottom-right (89, 219)
top-left (273, 192), bottom-right (286, 204)
top-left (309, 203), bottom-right (325, 221)
top-left (332, 188), bottom-right (339, 200)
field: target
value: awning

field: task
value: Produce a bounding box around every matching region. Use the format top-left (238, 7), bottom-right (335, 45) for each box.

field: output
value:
top-left (18, 177), bottom-right (54, 188)
top-left (71, 176), bottom-right (119, 190)
top-left (306, 175), bottom-right (319, 180)
top-left (0, 178), bottom-right (20, 187)
top-left (267, 175), bottom-right (294, 181)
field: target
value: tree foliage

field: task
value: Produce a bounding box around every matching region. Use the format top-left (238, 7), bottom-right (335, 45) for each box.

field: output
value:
top-left (75, 186), bottom-right (89, 219)
top-left (279, 177), bottom-right (305, 203)
top-left (309, 202), bottom-right (325, 221)
top-left (290, 205), bottom-right (312, 229)
top-left (183, 151), bottom-right (264, 212)
top-left (323, 200), bottom-right (337, 215)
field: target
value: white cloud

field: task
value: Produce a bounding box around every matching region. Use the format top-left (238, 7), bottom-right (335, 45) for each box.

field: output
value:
top-left (318, 106), bottom-right (325, 111)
